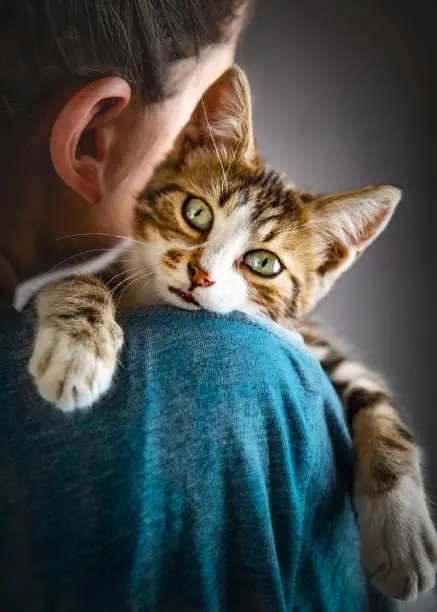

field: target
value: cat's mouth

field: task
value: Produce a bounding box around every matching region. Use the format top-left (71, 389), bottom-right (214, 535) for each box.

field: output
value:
top-left (169, 286), bottom-right (200, 307)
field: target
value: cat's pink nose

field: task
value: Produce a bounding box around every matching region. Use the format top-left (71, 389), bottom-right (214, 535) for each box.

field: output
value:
top-left (188, 263), bottom-right (215, 289)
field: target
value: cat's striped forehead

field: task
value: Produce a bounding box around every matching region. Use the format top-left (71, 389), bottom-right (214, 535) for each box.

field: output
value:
top-left (239, 165), bottom-right (304, 239)
top-left (143, 153), bottom-right (305, 238)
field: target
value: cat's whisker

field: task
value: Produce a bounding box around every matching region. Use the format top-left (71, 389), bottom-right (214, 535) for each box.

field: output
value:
top-left (201, 100), bottom-right (228, 191)
top-left (108, 269), bottom-right (151, 297)
top-left (105, 270), bottom-right (145, 314)
top-left (107, 268), bottom-right (146, 311)
top-left (47, 248), bottom-right (123, 272)
top-left (138, 275), bottom-right (154, 302)
top-left (108, 268), bottom-right (155, 311)
top-left (55, 232), bottom-right (146, 248)
top-left (113, 269), bottom-right (155, 310)
top-left (107, 265), bottom-right (143, 284)
top-left (116, 272), bottom-right (154, 309)
top-left (223, 133), bottom-right (244, 181)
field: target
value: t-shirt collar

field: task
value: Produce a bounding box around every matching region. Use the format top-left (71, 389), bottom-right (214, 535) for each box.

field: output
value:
top-left (13, 238), bottom-right (130, 312)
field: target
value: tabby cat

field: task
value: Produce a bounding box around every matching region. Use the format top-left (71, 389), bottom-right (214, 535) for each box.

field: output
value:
top-left (29, 66), bottom-right (437, 601)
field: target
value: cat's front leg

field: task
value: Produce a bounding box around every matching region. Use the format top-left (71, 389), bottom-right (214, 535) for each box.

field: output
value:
top-left (29, 277), bottom-right (123, 412)
top-left (352, 400), bottom-right (437, 601)
top-left (298, 320), bottom-right (437, 601)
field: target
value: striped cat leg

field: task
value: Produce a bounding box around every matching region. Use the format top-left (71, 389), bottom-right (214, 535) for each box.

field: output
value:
top-left (298, 320), bottom-right (437, 601)
top-left (29, 276), bottom-right (123, 412)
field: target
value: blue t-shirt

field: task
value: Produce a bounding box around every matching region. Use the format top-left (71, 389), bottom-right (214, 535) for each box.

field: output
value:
top-left (0, 307), bottom-right (396, 611)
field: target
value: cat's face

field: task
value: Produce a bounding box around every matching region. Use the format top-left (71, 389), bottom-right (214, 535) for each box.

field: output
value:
top-left (129, 66), bottom-right (400, 322)
top-left (133, 153), bottom-right (314, 320)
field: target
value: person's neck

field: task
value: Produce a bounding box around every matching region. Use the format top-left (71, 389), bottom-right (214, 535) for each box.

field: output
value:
top-left (0, 148), bottom-right (50, 302)
top-left (0, 250), bottom-right (19, 302)
top-left (0, 171), bottom-right (135, 308)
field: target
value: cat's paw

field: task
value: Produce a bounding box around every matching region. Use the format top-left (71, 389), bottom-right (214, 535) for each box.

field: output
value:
top-left (355, 474), bottom-right (437, 601)
top-left (29, 322), bottom-right (123, 412)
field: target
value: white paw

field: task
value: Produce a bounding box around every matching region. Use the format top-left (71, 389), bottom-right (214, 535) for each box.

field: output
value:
top-left (355, 474), bottom-right (437, 601)
top-left (29, 323), bottom-right (123, 412)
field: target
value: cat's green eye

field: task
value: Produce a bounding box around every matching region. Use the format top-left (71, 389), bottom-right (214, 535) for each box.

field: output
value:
top-left (243, 250), bottom-right (283, 277)
top-left (183, 197), bottom-right (213, 232)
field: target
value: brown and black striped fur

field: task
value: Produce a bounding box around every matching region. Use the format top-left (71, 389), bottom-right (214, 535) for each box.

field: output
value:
top-left (296, 320), bottom-right (418, 496)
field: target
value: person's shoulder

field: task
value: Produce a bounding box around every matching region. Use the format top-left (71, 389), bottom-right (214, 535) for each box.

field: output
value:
top-left (118, 307), bottom-right (330, 406)
top-left (118, 307), bottom-right (318, 365)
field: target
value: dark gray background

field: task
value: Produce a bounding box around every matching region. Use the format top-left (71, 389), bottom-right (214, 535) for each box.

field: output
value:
top-left (238, 1), bottom-right (436, 609)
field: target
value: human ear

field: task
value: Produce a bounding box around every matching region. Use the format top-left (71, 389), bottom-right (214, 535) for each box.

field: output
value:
top-left (49, 77), bottom-right (132, 204)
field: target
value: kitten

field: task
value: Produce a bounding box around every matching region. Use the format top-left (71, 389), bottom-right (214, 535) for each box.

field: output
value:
top-left (29, 66), bottom-right (437, 601)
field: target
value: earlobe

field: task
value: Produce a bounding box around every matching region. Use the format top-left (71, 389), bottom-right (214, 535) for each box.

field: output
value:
top-left (50, 77), bottom-right (131, 204)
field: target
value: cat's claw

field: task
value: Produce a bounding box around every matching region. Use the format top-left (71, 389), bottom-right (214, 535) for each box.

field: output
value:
top-left (355, 474), bottom-right (437, 601)
top-left (29, 323), bottom-right (123, 412)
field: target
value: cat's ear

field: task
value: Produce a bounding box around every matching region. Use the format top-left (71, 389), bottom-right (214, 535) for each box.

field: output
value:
top-left (175, 64), bottom-right (256, 162)
top-left (310, 184), bottom-right (401, 295)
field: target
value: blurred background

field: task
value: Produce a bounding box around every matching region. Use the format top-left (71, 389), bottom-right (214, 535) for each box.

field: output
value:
top-left (238, 1), bottom-right (436, 609)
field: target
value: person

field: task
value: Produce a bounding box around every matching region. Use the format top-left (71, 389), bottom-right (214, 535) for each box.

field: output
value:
top-left (0, 2), bottom-right (397, 610)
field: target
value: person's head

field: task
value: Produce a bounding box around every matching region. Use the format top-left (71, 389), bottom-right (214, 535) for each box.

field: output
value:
top-left (0, 0), bottom-right (250, 299)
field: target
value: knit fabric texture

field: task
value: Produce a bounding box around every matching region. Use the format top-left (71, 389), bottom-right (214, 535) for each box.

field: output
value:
top-left (0, 307), bottom-right (397, 611)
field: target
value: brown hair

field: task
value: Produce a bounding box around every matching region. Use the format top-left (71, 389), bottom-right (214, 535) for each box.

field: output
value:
top-left (0, 0), bottom-right (245, 140)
